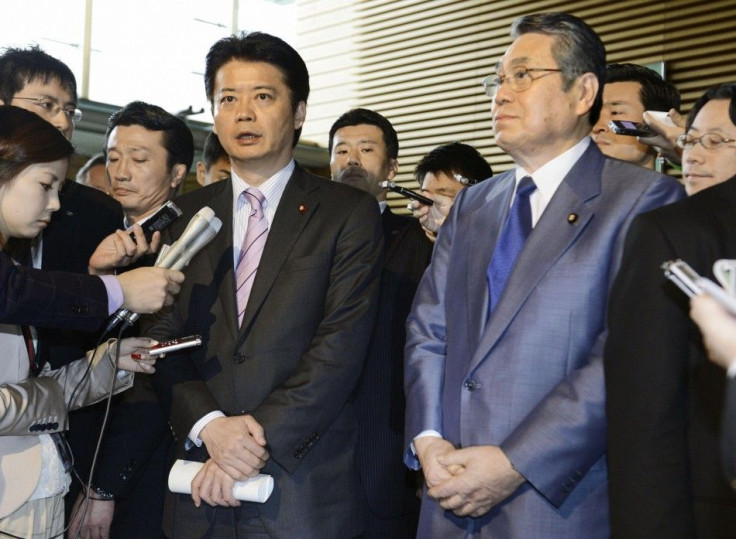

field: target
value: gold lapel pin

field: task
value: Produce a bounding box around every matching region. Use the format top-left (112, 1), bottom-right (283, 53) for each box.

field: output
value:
top-left (298, 204), bottom-right (308, 214)
top-left (567, 213), bottom-right (578, 224)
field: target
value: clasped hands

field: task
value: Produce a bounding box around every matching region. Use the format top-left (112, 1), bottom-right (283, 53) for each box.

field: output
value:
top-left (415, 437), bottom-right (525, 518)
top-left (192, 415), bottom-right (269, 508)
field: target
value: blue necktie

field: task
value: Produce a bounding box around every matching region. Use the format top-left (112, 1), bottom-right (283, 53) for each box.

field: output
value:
top-left (487, 176), bottom-right (537, 315)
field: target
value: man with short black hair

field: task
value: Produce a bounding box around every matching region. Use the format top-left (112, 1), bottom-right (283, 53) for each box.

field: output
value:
top-left (106, 100), bottom-right (194, 225)
top-left (330, 107), bottom-right (431, 537)
top-left (410, 141), bottom-right (493, 241)
top-left (606, 82), bottom-right (736, 538)
top-left (196, 131), bottom-right (231, 186)
top-left (146, 32), bottom-right (382, 538)
top-left (592, 63), bottom-right (680, 169)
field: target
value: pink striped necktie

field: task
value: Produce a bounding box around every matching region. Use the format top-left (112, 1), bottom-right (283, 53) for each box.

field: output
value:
top-left (236, 188), bottom-right (268, 326)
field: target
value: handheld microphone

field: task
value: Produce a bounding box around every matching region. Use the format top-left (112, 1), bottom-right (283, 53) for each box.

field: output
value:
top-left (157, 207), bottom-right (216, 269)
top-left (380, 181), bottom-right (434, 206)
top-left (104, 207), bottom-right (219, 333)
top-left (123, 218), bottom-right (222, 327)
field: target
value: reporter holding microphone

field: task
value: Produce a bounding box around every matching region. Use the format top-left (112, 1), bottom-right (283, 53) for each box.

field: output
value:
top-left (0, 106), bottom-right (184, 538)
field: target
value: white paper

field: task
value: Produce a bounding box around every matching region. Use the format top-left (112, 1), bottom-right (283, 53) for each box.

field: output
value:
top-left (168, 459), bottom-right (274, 503)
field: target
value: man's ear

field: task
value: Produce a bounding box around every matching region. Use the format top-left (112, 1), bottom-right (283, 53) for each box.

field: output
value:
top-left (294, 101), bottom-right (306, 129)
top-left (195, 162), bottom-right (207, 186)
top-left (575, 72), bottom-right (599, 118)
top-left (387, 158), bottom-right (399, 181)
top-left (170, 164), bottom-right (187, 188)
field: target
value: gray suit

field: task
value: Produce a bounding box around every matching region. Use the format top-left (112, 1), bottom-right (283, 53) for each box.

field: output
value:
top-left (404, 143), bottom-right (684, 537)
top-left (146, 167), bottom-right (382, 538)
top-left (0, 326), bottom-right (132, 518)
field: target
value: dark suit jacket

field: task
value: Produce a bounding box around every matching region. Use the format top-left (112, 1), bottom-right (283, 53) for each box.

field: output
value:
top-left (354, 208), bottom-right (432, 524)
top-left (606, 175), bottom-right (736, 538)
top-left (145, 166), bottom-right (382, 538)
top-left (723, 378), bottom-right (736, 487)
top-left (0, 251), bottom-right (108, 329)
top-left (39, 180), bottom-right (123, 369)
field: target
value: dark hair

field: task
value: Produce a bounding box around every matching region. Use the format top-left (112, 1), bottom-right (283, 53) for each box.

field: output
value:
top-left (0, 105), bottom-right (74, 185)
top-left (686, 83), bottom-right (736, 132)
top-left (327, 108), bottom-right (399, 159)
top-left (0, 45), bottom-right (77, 105)
top-left (105, 101), bottom-right (194, 171)
top-left (511, 12), bottom-right (606, 126)
top-left (604, 63), bottom-right (680, 112)
top-left (202, 131), bottom-right (228, 170)
top-left (414, 142), bottom-right (493, 186)
top-left (204, 32), bottom-right (309, 147)
top-left (76, 153), bottom-right (106, 182)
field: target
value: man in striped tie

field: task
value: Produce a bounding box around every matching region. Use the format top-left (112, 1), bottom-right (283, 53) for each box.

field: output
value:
top-left (145, 32), bottom-right (383, 538)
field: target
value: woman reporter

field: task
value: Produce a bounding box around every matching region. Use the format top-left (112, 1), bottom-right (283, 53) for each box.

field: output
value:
top-left (0, 106), bottom-right (156, 538)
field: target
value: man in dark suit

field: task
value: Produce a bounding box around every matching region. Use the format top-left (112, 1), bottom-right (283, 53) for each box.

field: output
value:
top-left (606, 82), bottom-right (736, 538)
top-left (144, 32), bottom-right (382, 538)
top-left (403, 13), bottom-right (683, 537)
top-left (691, 293), bottom-right (736, 487)
top-left (328, 108), bottom-right (433, 537)
top-left (69, 101), bottom-right (195, 539)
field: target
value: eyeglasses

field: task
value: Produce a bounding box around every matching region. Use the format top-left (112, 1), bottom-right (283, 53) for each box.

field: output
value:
top-left (13, 95), bottom-right (83, 124)
top-left (482, 67), bottom-right (564, 98)
top-left (676, 132), bottom-right (736, 150)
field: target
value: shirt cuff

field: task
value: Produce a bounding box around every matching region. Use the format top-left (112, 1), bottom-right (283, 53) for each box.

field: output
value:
top-left (187, 411), bottom-right (226, 448)
top-left (411, 429), bottom-right (443, 455)
top-left (99, 275), bottom-right (124, 314)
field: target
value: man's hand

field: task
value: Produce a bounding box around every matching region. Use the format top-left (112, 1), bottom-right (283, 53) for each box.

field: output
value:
top-left (200, 415), bottom-right (269, 481)
top-left (68, 492), bottom-right (114, 539)
top-left (116, 267), bottom-right (184, 313)
top-left (191, 459), bottom-right (240, 508)
top-left (414, 436), bottom-right (458, 489)
top-left (89, 225), bottom-right (161, 275)
top-left (640, 108), bottom-right (686, 165)
top-left (409, 193), bottom-right (456, 242)
top-left (428, 445), bottom-right (525, 518)
top-left (690, 294), bottom-right (736, 370)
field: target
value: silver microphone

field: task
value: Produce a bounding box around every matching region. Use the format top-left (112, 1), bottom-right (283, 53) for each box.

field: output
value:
top-left (106, 207), bottom-right (218, 332)
top-left (123, 218), bottom-right (223, 326)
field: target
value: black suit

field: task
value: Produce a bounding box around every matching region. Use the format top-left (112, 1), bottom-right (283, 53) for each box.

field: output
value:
top-left (145, 166), bottom-right (382, 538)
top-left (605, 175), bottom-right (736, 538)
top-left (723, 379), bottom-right (736, 487)
top-left (0, 250), bottom-right (108, 328)
top-left (354, 207), bottom-right (431, 536)
top-left (40, 180), bottom-right (123, 367)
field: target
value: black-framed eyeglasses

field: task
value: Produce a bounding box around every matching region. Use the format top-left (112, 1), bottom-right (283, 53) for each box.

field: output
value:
top-left (677, 132), bottom-right (736, 150)
top-left (482, 67), bottom-right (564, 98)
top-left (13, 95), bottom-right (83, 124)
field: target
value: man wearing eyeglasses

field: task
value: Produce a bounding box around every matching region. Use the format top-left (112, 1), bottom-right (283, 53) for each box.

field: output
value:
top-left (403, 12), bottom-right (684, 537)
top-left (606, 83), bottom-right (736, 538)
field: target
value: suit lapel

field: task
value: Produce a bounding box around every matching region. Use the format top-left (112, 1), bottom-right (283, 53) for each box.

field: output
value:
top-left (238, 168), bottom-right (320, 336)
top-left (469, 145), bottom-right (605, 371)
top-left (464, 172), bottom-right (515, 353)
top-left (205, 181), bottom-right (239, 341)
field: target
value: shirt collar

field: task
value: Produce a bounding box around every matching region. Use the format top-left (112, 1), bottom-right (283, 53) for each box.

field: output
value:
top-left (515, 137), bottom-right (591, 202)
top-left (231, 160), bottom-right (295, 210)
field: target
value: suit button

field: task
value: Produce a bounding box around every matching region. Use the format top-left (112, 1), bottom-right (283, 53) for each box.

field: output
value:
top-left (464, 379), bottom-right (479, 391)
top-left (233, 353), bottom-right (246, 364)
top-left (51, 422), bottom-right (59, 430)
